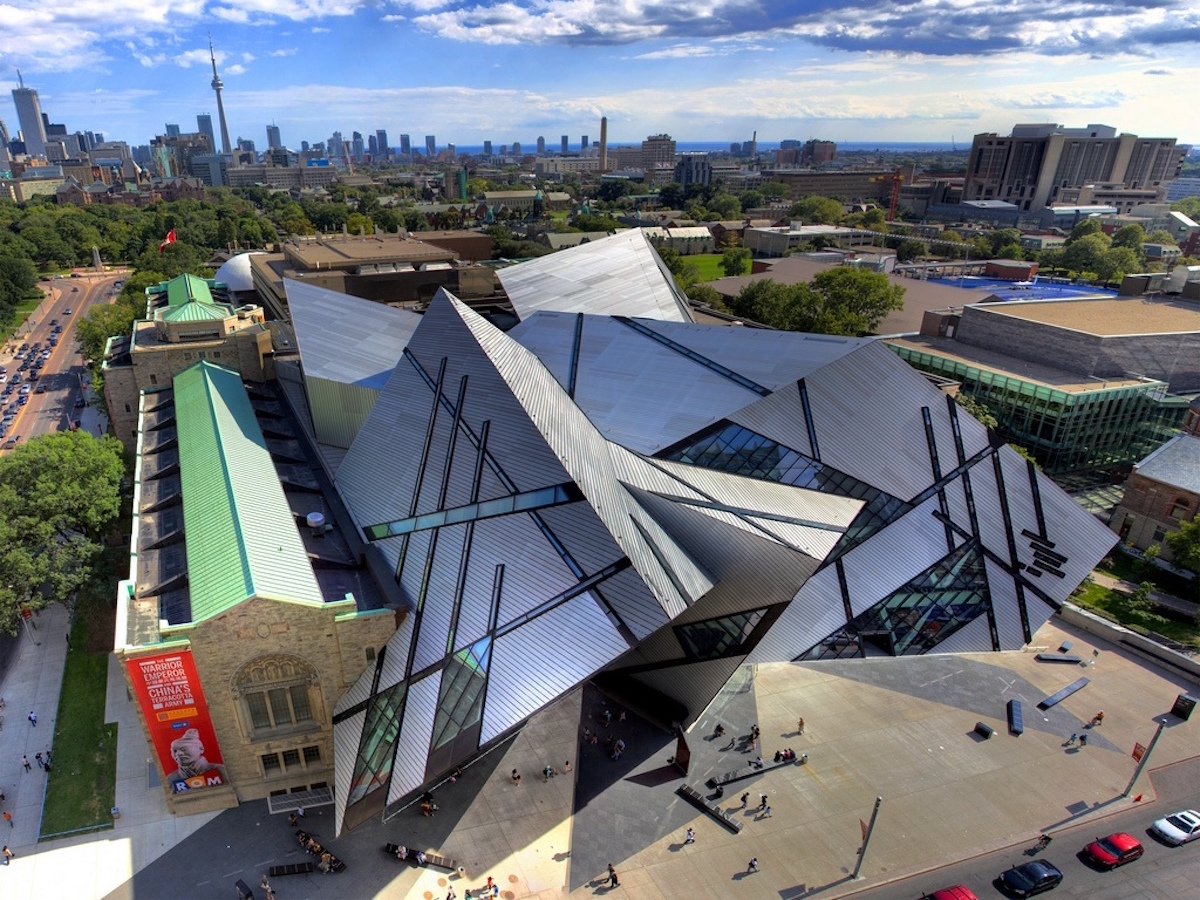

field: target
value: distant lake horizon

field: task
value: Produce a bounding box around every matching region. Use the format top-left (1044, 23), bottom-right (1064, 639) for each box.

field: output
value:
top-left (434, 140), bottom-right (965, 156)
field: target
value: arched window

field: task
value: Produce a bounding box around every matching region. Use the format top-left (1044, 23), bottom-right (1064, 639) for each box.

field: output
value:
top-left (232, 654), bottom-right (322, 737)
top-left (1168, 497), bottom-right (1190, 521)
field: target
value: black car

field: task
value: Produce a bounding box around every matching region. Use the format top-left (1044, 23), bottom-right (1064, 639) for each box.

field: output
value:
top-left (1000, 860), bottom-right (1063, 897)
top-left (74, 397), bottom-right (86, 408)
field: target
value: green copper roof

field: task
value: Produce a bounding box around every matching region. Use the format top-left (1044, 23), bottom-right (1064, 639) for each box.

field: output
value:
top-left (160, 300), bottom-right (230, 323)
top-left (175, 361), bottom-right (324, 623)
top-left (165, 273), bottom-right (216, 307)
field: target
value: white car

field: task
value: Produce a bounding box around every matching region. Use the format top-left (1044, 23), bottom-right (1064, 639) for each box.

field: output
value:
top-left (1152, 809), bottom-right (1200, 846)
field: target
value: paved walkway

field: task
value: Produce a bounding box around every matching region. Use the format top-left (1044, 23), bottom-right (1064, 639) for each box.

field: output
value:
top-left (1090, 571), bottom-right (1199, 619)
top-left (3, 606), bottom-right (1200, 899)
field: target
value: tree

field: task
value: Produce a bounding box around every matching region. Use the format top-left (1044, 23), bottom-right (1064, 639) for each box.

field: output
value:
top-left (686, 283), bottom-right (727, 310)
top-left (1067, 218), bottom-right (1104, 243)
top-left (0, 431), bottom-right (126, 635)
top-left (1062, 232), bottom-right (1111, 274)
top-left (787, 196), bottom-right (843, 225)
top-left (720, 247), bottom-right (751, 277)
top-left (1172, 197), bottom-right (1200, 220)
top-left (1094, 246), bottom-right (1141, 286)
top-left (955, 394), bottom-right (997, 429)
top-left (1110, 224), bottom-right (1146, 251)
top-left (1145, 229), bottom-right (1177, 246)
top-left (596, 181), bottom-right (632, 204)
top-left (657, 183), bottom-right (685, 209)
top-left (728, 268), bottom-right (904, 336)
top-left (1166, 519), bottom-right (1200, 576)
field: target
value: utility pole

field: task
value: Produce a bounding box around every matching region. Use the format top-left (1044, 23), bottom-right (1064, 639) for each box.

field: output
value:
top-left (1124, 719), bottom-right (1167, 797)
top-left (853, 796), bottom-right (883, 879)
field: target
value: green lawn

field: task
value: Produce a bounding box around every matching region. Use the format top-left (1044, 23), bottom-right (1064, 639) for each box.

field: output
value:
top-left (2, 294), bottom-right (43, 335)
top-left (687, 254), bottom-right (727, 281)
top-left (1070, 581), bottom-right (1200, 650)
top-left (1097, 550), bottom-right (1196, 600)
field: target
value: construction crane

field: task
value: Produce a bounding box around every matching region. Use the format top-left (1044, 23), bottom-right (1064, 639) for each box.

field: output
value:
top-left (887, 169), bottom-right (903, 222)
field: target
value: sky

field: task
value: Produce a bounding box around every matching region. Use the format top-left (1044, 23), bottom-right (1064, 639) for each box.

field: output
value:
top-left (1, 0), bottom-right (1198, 152)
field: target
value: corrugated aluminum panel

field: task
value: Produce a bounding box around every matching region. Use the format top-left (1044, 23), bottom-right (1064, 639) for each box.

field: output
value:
top-left (840, 495), bottom-right (948, 616)
top-left (744, 515), bottom-right (843, 560)
top-left (925, 613), bottom-right (994, 654)
top-left (970, 454), bottom-right (1013, 564)
top-left (387, 671), bottom-right (442, 804)
top-left (986, 557), bottom-right (1029, 648)
top-left (334, 664), bottom-right (375, 716)
top-left (941, 477), bottom-right (972, 550)
top-left (482, 593), bottom-right (628, 743)
top-left (497, 229), bottom-right (693, 322)
top-left (335, 361), bottom-right (431, 527)
top-left (332, 708), bottom-right (365, 837)
top-left (1031, 466), bottom-right (1118, 601)
top-left (411, 524), bottom-right (467, 672)
top-left (728, 387), bottom-right (815, 459)
top-left (537, 502), bottom-right (632, 578)
top-left (444, 417), bottom-right (484, 511)
top-left (467, 513), bottom-right (580, 625)
top-left (412, 409), bottom-right (456, 516)
top-left (637, 320), bottom-right (868, 392)
top-left (631, 655), bottom-right (744, 726)
top-left (502, 310), bottom-right (578, 390)
top-left (379, 620), bottom-right (414, 686)
top-left (306, 376), bottom-right (380, 450)
top-left (399, 530), bottom-right (433, 605)
top-left (746, 564), bottom-right (845, 662)
top-left (286, 278), bottom-right (419, 387)
top-left (804, 343), bottom-right (954, 500)
top-left (590, 567), bottom-right (667, 641)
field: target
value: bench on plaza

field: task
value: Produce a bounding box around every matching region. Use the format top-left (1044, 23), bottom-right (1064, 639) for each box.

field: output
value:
top-left (384, 844), bottom-right (458, 871)
top-left (676, 784), bottom-right (743, 834)
top-left (705, 756), bottom-right (797, 788)
top-left (1058, 639), bottom-right (1074, 653)
top-left (268, 862), bottom-right (314, 877)
top-left (1034, 652), bottom-right (1082, 664)
top-left (1037, 677), bottom-right (1090, 710)
top-left (1007, 699), bottom-right (1024, 736)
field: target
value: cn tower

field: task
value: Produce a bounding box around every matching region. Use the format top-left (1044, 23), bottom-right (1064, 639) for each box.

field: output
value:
top-left (209, 37), bottom-right (233, 154)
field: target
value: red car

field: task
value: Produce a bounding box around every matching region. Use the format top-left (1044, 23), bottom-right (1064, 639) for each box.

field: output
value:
top-left (1083, 832), bottom-right (1144, 868)
top-left (922, 887), bottom-right (977, 900)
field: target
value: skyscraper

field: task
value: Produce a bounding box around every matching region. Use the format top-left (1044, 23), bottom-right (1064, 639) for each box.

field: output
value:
top-left (483, 140), bottom-right (492, 156)
top-left (197, 114), bottom-right (216, 153)
top-left (266, 124), bottom-right (281, 149)
top-left (0, 117), bottom-right (10, 148)
top-left (561, 135), bottom-right (569, 154)
top-left (537, 136), bottom-right (545, 154)
top-left (11, 71), bottom-right (47, 158)
top-left (351, 131), bottom-right (364, 161)
top-left (425, 135), bottom-right (436, 157)
top-left (208, 39), bottom-right (233, 154)
top-left (165, 124), bottom-right (181, 137)
top-left (400, 134), bottom-right (411, 156)
top-left (581, 135), bottom-right (588, 150)
top-left (375, 129), bottom-right (388, 157)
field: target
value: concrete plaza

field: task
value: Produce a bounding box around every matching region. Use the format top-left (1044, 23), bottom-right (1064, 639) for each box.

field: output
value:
top-left (0, 601), bottom-right (1197, 899)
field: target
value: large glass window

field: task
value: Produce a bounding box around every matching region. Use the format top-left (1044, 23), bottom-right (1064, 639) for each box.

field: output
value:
top-left (348, 681), bottom-right (407, 806)
top-left (676, 609), bottom-right (768, 660)
top-left (801, 543), bottom-right (991, 660)
top-left (431, 637), bottom-right (491, 751)
top-left (234, 655), bottom-right (322, 737)
top-left (657, 420), bottom-right (911, 560)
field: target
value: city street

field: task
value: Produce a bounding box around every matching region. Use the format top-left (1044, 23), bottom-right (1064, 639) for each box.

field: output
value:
top-left (1, 270), bottom-right (118, 450)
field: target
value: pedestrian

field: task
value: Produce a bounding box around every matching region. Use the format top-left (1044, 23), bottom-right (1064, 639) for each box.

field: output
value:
top-left (1092, 710), bottom-right (1105, 726)
top-left (445, 888), bottom-right (456, 900)
top-left (260, 875), bottom-right (275, 900)
top-left (602, 709), bottom-right (612, 727)
top-left (35, 752), bottom-right (42, 769)
top-left (44, 749), bottom-right (51, 765)
top-left (2, 845), bottom-right (12, 864)
top-left (511, 769), bottom-right (521, 785)
top-left (607, 863), bottom-right (619, 887)
top-left (543, 764), bottom-right (554, 781)
top-left (563, 761), bottom-right (572, 773)
top-left (21, 756), bottom-right (30, 772)
top-left (747, 857), bottom-right (759, 873)
top-left (759, 793), bottom-right (768, 810)
top-left (3, 811), bottom-right (12, 828)
top-left (27, 712), bottom-right (36, 727)
top-left (740, 792), bottom-right (749, 808)
top-left (797, 716), bottom-right (805, 734)
top-left (618, 711), bottom-right (626, 724)
top-left (762, 806), bottom-right (772, 818)
top-left (1079, 733), bottom-right (1088, 747)
top-left (1067, 733), bottom-right (1078, 746)
top-left (684, 827), bottom-right (695, 844)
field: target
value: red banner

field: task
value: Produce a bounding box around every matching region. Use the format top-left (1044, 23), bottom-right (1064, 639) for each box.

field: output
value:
top-left (1132, 742), bottom-right (1147, 762)
top-left (126, 651), bottom-right (228, 794)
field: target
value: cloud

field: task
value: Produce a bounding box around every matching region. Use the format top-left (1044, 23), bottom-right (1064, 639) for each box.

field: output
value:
top-left (1143, 67), bottom-right (1173, 74)
top-left (270, 48), bottom-right (299, 56)
top-left (227, 64), bottom-right (248, 75)
top-left (392, 0), bottom-right (1200, 57)
top-left (1002, 90), bottom-right (1127, 109)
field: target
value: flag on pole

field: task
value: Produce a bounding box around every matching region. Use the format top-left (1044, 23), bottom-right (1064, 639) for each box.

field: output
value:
top-left (860, 818), bottom-right (869, 841)
top-left (158, 228), bottom-right (177, 253)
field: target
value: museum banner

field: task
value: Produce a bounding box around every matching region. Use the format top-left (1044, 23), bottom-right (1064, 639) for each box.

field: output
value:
top-left (126, 651), bottom-right (229, 794)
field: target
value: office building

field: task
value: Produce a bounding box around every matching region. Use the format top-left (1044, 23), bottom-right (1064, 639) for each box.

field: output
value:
top-left (536, 136), bottom-right (545, 155)
top-left (375, 130), bottom-right (388, 159)
top-left (561, 135), bottom-right (569, 154)
top-left (642, 134), bottom-right (677, 170)
top-left (963, 124), bottom-right (1184, 212)
top-left (196, 115), bottom-right (216, 153)
top-left (164, 124), bottom-right (181, 137)
top-left (351, 132), bottom-right (364, 161)
top-left (266, 125), bottom-right (281, 149)
top-left (425, 135), bottom-right (437, 158)
top-left (11, 71), bottom-right (47, 158)
top-left (581, 135), bottom-right (588, 150)
top-left (400, 134), bottom-right (411, 156)
top-left (483, 141), bottom-right (493, 157)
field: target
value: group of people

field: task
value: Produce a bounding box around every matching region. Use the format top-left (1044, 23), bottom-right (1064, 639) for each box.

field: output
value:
top-left (773, 748), bottom-right (801, 763)
top-left (393, 844), bottom-right (428, 866)
top-left (295, 829), bottom-right (342, 873)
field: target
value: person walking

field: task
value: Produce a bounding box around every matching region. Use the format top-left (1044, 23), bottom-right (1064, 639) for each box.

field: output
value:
top-left (761, 805), bottom-right (772, 818)
top-left (1092, 710), bottom-right (1104, 726)
top-left (759, 793), bottom-right (768, 810)
top-left (3, 811), bottom-right (13, 828)
top-left (747, 857), bottom-right (759, 874)
top-left (27, 712), bottom-right (36, 727)
top-left (35, 752), bottom-right (42, 769)
top-left (2, 845), bottom-right (13, 864)
top-left (1067, 733), bottom-right (1078, 747)
top-left (684, 827), bottom-right (695, 844)
top-left (21, 756), bottom-right (30, 772)
top-left (511, 769), bottom-right (521, 785)
top-left (740, 792), bottom-right (749, 808)
top-left (607, 863), bottom-right (619, 887)
top-left (797, 716), bottom-right (805, 734)
top-left (1079, 733), bottom-right (1088, 747)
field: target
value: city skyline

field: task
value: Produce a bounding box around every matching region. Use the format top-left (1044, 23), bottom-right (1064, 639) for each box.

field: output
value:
top-left (1, 2), bottom-right (1198, 152)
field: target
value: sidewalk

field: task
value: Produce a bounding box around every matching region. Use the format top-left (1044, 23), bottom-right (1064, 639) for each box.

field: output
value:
top-left (0, 605), bottom-right (217, 899)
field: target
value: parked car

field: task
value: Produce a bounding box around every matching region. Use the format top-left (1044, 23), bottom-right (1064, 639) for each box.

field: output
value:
top-left (999, 859), bottom-right (1063, 897)
top-left (1151, 809), bottom-right (1200, 846)
top-left (1083, 832), bottom-right (1144, 868)
top-left (922, 886), bottom-right (978, 900)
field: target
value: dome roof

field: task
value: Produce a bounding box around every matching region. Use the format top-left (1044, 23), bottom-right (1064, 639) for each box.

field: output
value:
top-left (214, 252), bottom-right (265, 292)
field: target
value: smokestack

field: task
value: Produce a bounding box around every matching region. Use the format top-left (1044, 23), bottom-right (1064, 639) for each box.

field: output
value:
top-left (599, 116), bottom-right (608, 173)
